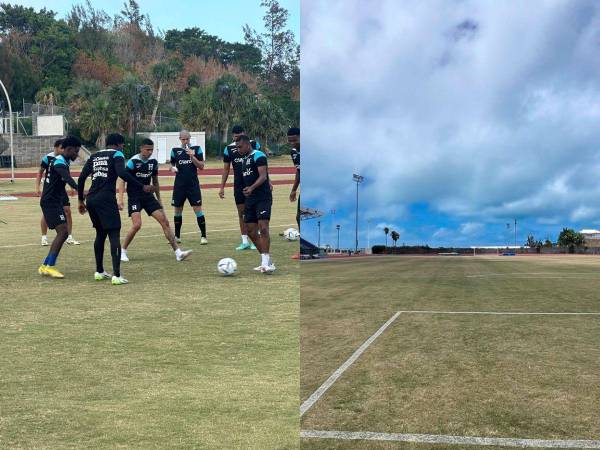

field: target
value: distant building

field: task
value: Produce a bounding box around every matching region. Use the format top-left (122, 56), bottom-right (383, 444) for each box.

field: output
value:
top-left (581, 229), bottom-right (600, 247)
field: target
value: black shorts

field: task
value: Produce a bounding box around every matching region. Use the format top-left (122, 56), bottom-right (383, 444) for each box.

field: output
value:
top-left (41, 203), bottom-right (67, 230)
top-left (234, 184), bottom-right (245, 205)
top-left (128, 195), bottom-right (162, 217)
top-left (62, 191), bottom-right (71, 207)
top-left (87, 193), bottom-right (121, 231)
top-left (244, 196), bottom-right (272, 223)
top-left (171, 184), bottom-right (202, 208)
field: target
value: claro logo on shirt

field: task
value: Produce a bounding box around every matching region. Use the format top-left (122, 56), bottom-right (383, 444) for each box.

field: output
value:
top-left (179, 159), bottom-right (193, 165)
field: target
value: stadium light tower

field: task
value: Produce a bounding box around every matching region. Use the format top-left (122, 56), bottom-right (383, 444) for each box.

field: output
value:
top-left (317, 220), bottom-right (321, 248)
top-left (353, 173), bottom-right (364, 253)
top-left (0, 78), bottom-right (14, 183)
top-left (336, 224), bottom-right (341, 251)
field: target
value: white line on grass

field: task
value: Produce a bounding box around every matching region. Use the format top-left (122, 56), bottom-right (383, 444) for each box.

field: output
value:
top-left (300, 311), bottom-right (401, 417)
top-left (401, 310), bottom-right (600, 316)
top-left (0, 223), bottom-right (296, 249)
top-left (300, 430), bottom-right (600, 448)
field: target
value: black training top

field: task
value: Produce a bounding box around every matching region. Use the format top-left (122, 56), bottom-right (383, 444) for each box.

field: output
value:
top-left (170, 145), bottom-right (203, 186)
top-left (242, 150), bottom-right (271, 200)
top-left (78, 149), bottom-right (142, 200)
top-left (41, 154), bottom-right (77, 206)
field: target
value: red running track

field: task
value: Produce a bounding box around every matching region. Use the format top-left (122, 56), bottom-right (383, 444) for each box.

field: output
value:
top-left (0, 166), bottom-right (295, 178)
top-left (9, 179), bottom-right (294, 198)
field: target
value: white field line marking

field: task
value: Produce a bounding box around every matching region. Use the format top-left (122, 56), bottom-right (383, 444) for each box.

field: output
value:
top-left (466, 272), bottom-right (598, 278)
top-left (0, 223), bottom-right (295, 249)
top-left (401, 310), bottom-right (600, 316)
top-left (300, 430), bottom-right (600, 448)
top-left (300, 311), bottom-right (401, 417)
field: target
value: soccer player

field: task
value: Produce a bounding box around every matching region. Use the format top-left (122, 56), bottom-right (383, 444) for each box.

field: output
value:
top-left (77, 133), bottom-right (153, 285)
top-left (38, 136), bottom-right (81, 278)
top-left (237, 135), bottom-right (275, 273)
top-left (287, 127), bottom-right (300, 227)
top-left (170, 130), bottom-right (207, 244)
top-left (36, 138), bottom-right (80, 246)
top-left (219, 125), bottom-right (262, 250)
top-left (118, 138), bottom-right (192, 262)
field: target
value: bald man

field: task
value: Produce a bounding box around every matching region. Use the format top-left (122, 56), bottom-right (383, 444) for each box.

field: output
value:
top-left (170, 130), bottom-right (207, 244)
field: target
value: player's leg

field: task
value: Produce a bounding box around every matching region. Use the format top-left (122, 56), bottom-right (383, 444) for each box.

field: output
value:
top-left (93, 227), bottom-right (109, 278)
top-left (63, 206), bottom-right (79, 245)
top-left (257, 197), bottom-right (274, 273)
top-left (107, 227), bottom-right (127, 285)
top-left (189, 187), bottom-right (207, 244)
top-left (121, 211), bottom-right (142, 261)
top-left (234, 190), bottom-right (253, 250)
top-left (41, 222), bottom-right (69, 278)
top-left (40, 215), bottom-right (49, 246)
top-left (172, 189), bottom-right (184, 242)
top-left (151, 208), bottom-right (192, 261)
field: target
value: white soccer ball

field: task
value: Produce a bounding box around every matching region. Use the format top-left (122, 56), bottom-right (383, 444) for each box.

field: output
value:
top-left (217, 257), bottom-right (237, 276)
top-left (284, 227), bottom-right (300, 241)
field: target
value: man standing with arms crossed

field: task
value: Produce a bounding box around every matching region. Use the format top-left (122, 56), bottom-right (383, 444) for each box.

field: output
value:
top-left (170, 130), bottom-right (208, 244)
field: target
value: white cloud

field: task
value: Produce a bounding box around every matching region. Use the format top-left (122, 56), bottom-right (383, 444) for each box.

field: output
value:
top-left (302, 0), bottom-right (600, 228)
top-left (459, 222), bottom-right (484, 235)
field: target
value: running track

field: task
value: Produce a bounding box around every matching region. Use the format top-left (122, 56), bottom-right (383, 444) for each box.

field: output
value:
top-left (0, 167), bottom-right (295, 178)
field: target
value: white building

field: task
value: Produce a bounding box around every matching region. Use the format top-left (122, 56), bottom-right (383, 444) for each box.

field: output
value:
top-left (136, 131), bottom-right (206, 164)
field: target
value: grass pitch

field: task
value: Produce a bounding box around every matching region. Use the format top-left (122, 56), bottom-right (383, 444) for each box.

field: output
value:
top-left (301, 256), bottom-right (600, 449)
top-left (0, 181), bottom-right (299, 449)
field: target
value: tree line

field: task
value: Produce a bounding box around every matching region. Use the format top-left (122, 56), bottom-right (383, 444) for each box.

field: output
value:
top-left (0, 0), bottom-right (299, 154)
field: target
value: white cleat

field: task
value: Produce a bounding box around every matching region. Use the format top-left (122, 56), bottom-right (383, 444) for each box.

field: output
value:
top-left (111, 276), bottom-right (129, 285)
top-left (176, 249), bottom-right (193, 261)
top-left (66, 236), bottom-right (80, 245)
top-left (120, 250), bottom-right (129, 262)
top-left (261, 264), bottom-right (276, 274)
top-left (175, 237), bottom-right (182, 244)
top-left (200, 237), bottom-right (208, 245)
top-left (94, 271), bottom-right (112, 281)
top-left (41, 236), bottom-right (49, 246)
top-left (254, 265), bottom-right (264, 271)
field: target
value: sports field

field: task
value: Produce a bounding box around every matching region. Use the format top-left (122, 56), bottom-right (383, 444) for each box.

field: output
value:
top-left (301, 256), bottom-right (600, 449)
top-left (0, 164), bottom-right (299, 449)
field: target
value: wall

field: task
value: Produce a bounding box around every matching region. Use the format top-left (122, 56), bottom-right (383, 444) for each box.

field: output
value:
top-left (0, 134), bottom-right (88, 167)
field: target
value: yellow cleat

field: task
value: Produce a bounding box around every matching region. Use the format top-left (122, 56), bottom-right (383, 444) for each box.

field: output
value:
top-left (44, 267), bottom-right (64, 279)
top-left (38, 265), bottom-right (48, 276)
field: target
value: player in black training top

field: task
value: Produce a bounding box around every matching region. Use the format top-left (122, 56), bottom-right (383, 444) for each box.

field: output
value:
top-left (35, 139), bottom-right (80, 246)
top-left (38, 136), bottom-right (81, 279)
top-left (237, 135), bottom-right (275, 273)
top-left (78, 133), bottom-right (153, 285)
top-left (287, 127), bottom-right (300, 227)
top-left (170, 129), bottom-right (208, 244)
top-left (118, 138), bottom-right (192, 262)
top-left (219, 124), bottom-right (262, 251)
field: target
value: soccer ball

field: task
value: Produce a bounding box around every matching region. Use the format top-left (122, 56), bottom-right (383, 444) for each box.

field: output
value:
top-left (283, 228), bottom-right (300, 241)
top-left (217, 257), bottom-right (237, 276)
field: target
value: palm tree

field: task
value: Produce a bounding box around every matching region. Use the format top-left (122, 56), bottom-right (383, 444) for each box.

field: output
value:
top-left (383, 227), bottom-right (390, 247)
top-left (180, 86), bottom-right (219, 136)
top-left (391, 230), bottom-right (400, 247)
top-left (109, 73), bottom-right (153, 136)
top-left (35, 87), bottom-right (61, 106)
top-left (213, 74), bottom-right (251, 148)
top-left (150, 60), bottom-right (182, 129)
top-left (79, 95), bottom-right (118, 149)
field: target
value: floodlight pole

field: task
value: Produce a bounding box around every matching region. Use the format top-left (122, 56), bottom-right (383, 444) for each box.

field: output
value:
top-left (317, 220), bottom-right (321, 248)
top-left (514, 218), bottom-right (517, 248)
top-left (353, 173), bottom-right (364, 253)
top-left (0, 79), bottom-right (14, 183)
top-left (336, 224), bottom-right (340, 252)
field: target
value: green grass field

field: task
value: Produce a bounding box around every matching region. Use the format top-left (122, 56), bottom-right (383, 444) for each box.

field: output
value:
top-left (0, 183), bottom-right (299, 449)
top-left (300, 256), bottom-right (600, 449)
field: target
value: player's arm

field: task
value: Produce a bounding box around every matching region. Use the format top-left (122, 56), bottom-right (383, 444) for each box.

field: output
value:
top-left (117, 178), bottom-right (126, 210)
top-left (219, 148), bottom-right (231, 199)
top-left (290, 168), bottom-right (300, 202)
top-left (189, 147), bottom-right (204, 170)
top-left (243, 165), bottom-right (268, 196)
top-left (170, 149), bottom-right (178, 173)
top-left (54, 162), bottom-right (78, 191)
top-left (35, 168), bottom-right (44, 196)
top-left (77, 159), bottom-right (92, 213)
top-left (152, 173), bottom-right (161, 205)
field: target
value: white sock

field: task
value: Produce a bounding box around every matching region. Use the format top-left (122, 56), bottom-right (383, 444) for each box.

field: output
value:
top-left (122, 248), bottom-right (128, 254)
top-left (68, 235), bottom-right (73, 239)
top-left (42, 234), bottom-right (47, 239)
top-left (241, 235), bottom-right (249, 245)
top-left (175, 248), bottom-right (182, 257)
top-left (261, 253), bottom-right (269, 267)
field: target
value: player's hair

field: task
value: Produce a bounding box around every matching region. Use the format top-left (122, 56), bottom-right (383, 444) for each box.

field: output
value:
top-left (179, 129), bottom-right (191, 138)
top-left (140, 138), bottom-right (154, 146)
top-left (106, 133), bottom-right (125, 146)
top-left (61, 135), bottom-right (81, 148)
top-left (287, 127), bottom-right (300, 136)
top-left (237, 135), bottom-right (251, 143)
top-left (53, 138), bottom-right (63, 148)
top-left (231, 125), bottom-right (244, 134)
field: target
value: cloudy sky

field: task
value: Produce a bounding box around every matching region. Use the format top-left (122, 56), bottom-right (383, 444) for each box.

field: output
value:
top-left (301, 0), bottom-right (600, 249)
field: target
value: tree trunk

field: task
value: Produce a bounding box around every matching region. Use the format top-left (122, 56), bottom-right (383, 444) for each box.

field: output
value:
top-left (151, 82), bottom-right (163, 130)
top-left (96, 131), bottom-right (106, 149)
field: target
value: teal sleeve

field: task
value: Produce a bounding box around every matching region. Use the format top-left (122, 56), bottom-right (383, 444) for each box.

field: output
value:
top-left (114, 150), bottom-right (125, 159)
top-left (126, 159), bottom-right (134, 170)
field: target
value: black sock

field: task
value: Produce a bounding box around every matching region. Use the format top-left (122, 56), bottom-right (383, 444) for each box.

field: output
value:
top-left (108, 229), bottom-right (121, 277)
top-left (174, 215), bottom-right (182, 238)
top-left (197, 214), bottom-right (206, 237)
top-left (94, 229), bottom-right (108, 273)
